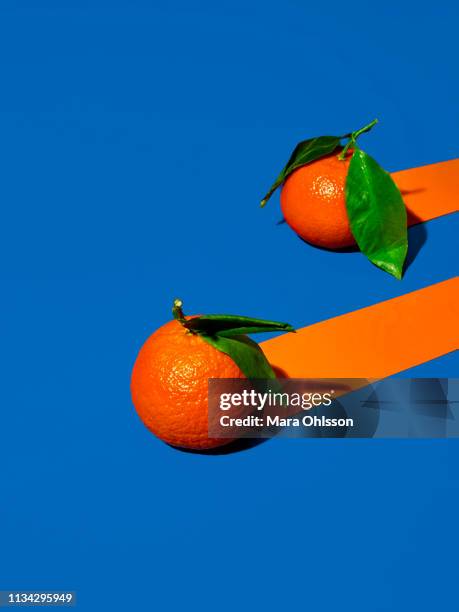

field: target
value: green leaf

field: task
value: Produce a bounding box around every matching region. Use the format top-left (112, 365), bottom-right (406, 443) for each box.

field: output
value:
top-left (345, 148), bottom-right (408, 279)
top-left (200, 333), bottom-right (278, 379)
top-left (261, 135), bottom-right (342, 207)
top-left (184, 314), bottom-right (294, 337)
top-left (172, 300), bottom-right (293, 380)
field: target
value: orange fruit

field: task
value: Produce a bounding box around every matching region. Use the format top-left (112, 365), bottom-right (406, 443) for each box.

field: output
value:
top-left (131, 316), bottom-right (245, 450)
top-left (280, 151), bottom-right (356, 249)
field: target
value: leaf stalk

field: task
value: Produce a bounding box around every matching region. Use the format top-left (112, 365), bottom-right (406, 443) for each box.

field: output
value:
top-left (172, 299), bottom-right (187, 326)
top-left (338, 118), bottom-right (378, 160)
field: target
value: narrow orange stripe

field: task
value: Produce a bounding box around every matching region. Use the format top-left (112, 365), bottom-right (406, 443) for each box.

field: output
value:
top-left (392, 159), bottom-right (459, 225)
top-left (261, 278), bottom-right (458, 378)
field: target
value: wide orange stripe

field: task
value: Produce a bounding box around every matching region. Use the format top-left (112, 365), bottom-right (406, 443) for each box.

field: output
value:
top-left (261, 278), bottom-right (458, 378)
top-left (392, 158), bottom-right (459, 225)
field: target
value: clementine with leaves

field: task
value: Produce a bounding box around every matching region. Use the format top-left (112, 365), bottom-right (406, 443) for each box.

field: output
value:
top-left (261, 119), bottom-right (408, 279)
top-left (131, 300), bottom-right (293, 450)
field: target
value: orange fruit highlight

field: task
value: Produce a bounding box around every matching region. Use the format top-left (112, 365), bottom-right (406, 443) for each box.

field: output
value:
top-left (131, 317), bottom-right (245, 450)
top-left (280, 151), bottom-right (355, 249)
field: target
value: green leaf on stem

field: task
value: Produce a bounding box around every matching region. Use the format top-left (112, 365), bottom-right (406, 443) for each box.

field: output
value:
top-left (260, 135), bottom-right (342, 207)
top-left (184, 314), bottom-right (294, 337)
top-left (172, 300), bottom-right (294, 380)
top-left (345, 148), bottom-right (408, 279)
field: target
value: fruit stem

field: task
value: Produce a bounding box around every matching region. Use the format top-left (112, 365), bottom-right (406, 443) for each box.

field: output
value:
top-left (338, 118), bottom-right (378, 160)
top-left (172, 298), bottom-right (187, 326)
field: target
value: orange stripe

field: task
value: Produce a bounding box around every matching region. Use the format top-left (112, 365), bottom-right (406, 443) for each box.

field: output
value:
top-left (261, 278), bottom-right (458, 378)
top-left (392, 158), bottom-right (459, 225)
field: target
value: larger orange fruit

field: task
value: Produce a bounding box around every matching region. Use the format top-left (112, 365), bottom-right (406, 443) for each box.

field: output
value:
top-left (131, 317), bottom-right (245, 450)
top-left (280, 152), bottom-right (356, 249)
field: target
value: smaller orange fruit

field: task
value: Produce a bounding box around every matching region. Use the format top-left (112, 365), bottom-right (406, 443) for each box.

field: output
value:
top-left (280, 151), bottom-right (355, 249)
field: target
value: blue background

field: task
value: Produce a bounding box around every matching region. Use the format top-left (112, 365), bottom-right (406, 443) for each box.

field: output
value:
top-left (1, 1), bottom-right (458, 610)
